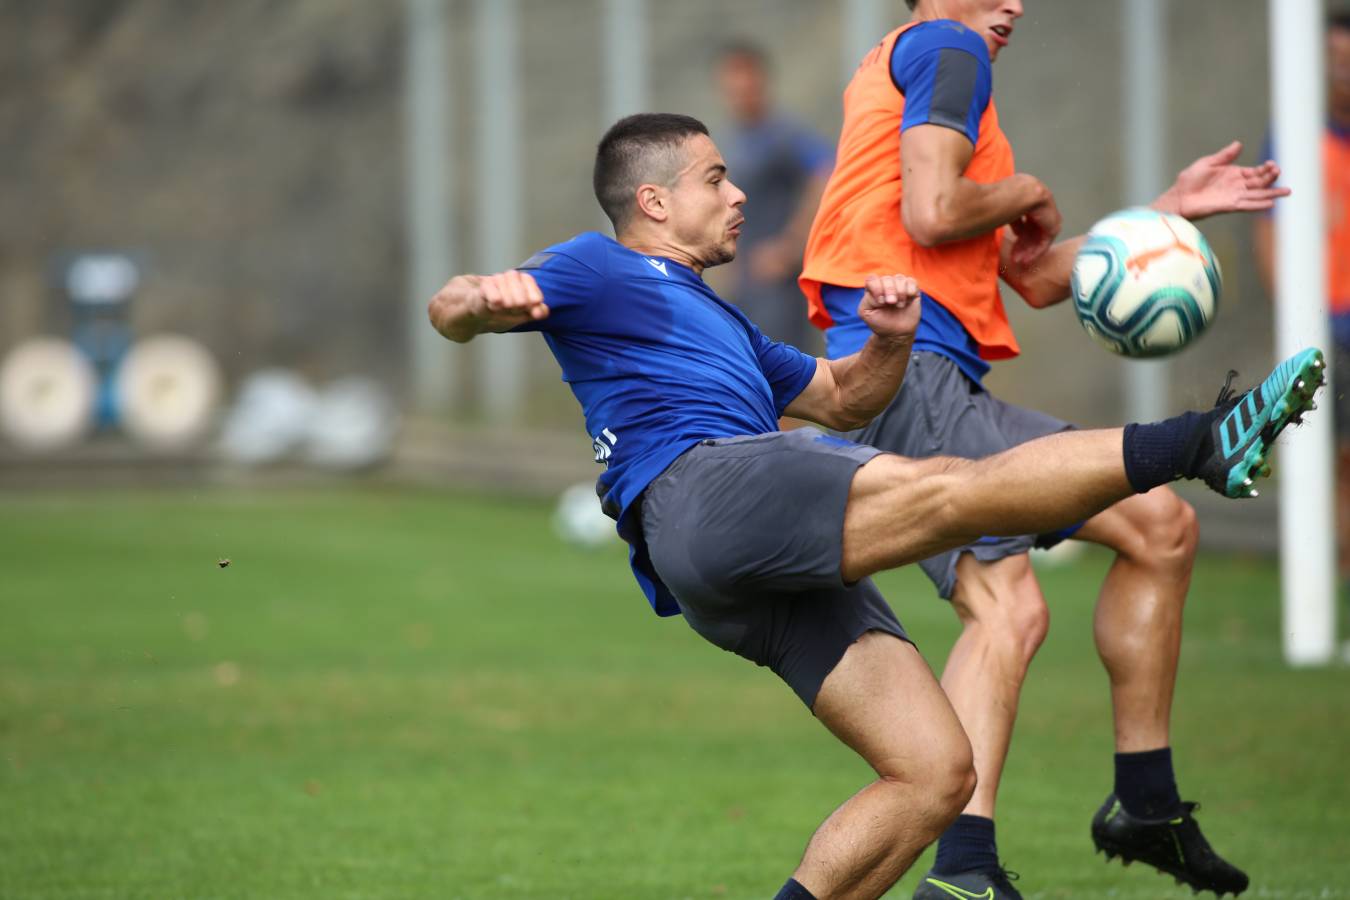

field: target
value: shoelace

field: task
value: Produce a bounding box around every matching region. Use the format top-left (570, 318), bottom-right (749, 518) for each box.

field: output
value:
top-left (1215, 370), bottom-right (1240, 406)
top-left (995, 864), bottom-right (1020, 884)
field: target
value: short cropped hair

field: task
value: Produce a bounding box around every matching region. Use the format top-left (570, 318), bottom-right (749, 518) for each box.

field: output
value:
top-left (593, 113), bottom-right (710, 231)
top-left (1332, 9), bottom-right (1350, 31)
top-left (905, 0), bottom-right (918, 9)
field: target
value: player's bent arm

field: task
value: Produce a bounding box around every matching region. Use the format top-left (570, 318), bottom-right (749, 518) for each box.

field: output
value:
top-left (427, 271), bottom-right (549, 343)
top-left (901, 125), bottom-right (1052, 247)
top-left (784, 274), bottom-right (919, 431)
top-left (783, 337), bottom-right (914, 432)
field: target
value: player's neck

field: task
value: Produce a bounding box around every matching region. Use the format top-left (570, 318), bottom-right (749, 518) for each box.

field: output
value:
top-left (620, 234), bottom-right (705, 275)
top-left (911, 1), bottom-right (956, 23)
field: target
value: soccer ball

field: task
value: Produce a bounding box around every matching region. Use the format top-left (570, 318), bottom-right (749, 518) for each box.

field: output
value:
top-left (1070, 208), bottom-right (1221, 358)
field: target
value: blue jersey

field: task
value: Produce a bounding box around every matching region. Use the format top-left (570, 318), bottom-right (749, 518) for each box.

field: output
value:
top-left (511, 232), bottom-right (818, 616)
top-left (824, 20), bottom-right (995, 385)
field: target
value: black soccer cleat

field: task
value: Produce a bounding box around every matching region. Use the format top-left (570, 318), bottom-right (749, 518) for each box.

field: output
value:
top-left (1192, 348), bottom-right (1325, 499)
top-left (1091, 794), bottom-right (1249, 897)
top-left (912, 865), bottom-right (1023, 900)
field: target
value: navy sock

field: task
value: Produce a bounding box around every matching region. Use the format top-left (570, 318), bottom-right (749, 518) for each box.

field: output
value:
top-left (932, 814), bottom-right (999, 876)
top-left (773, 878), bottom-right (817, 900)
top-left (1121, 410), bottom-right (1211, 493)
top-left (1115, 747), bottom-right (1182, 819)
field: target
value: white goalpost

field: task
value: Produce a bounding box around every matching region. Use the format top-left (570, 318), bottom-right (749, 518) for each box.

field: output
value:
top-left (1270, 0), bottom-right (1337, 667)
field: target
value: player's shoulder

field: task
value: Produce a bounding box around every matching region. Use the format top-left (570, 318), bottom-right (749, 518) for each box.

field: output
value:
top-left (518, 232), bottom-right (611, 277)
top-left (897, 19), bottom-right (991, 64)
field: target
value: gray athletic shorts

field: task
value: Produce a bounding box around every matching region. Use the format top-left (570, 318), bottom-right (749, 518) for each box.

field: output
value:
top-left (638, 428), bottom-right (910, 709)
top-left (848, 351), bottom-right (1077, 600)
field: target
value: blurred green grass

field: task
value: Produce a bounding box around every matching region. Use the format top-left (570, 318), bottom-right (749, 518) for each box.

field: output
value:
top-left (1, 488), bottom-right (1348, 899)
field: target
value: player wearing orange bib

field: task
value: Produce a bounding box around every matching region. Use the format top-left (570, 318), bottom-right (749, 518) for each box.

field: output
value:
top-left (801, 2), bottom-right (1289, 898)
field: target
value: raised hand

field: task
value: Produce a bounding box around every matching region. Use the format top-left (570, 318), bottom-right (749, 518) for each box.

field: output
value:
top-left (1157, 141), bottom-right (1291, 220)
top-left (859, 273), bottom-right (921, 344)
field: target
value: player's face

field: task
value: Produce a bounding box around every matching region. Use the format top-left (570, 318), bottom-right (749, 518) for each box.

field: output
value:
top-left (1331, 27), bottom-right (1350, 120)
top-left (666, 134), bottom-right (747, 269)
top-left (948, 0), bottom-right (1024, 62)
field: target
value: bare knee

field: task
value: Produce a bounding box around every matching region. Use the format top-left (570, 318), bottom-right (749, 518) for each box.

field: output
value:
top-left (876, 730), bottom-right (976, 828)
top-left (1116, 488), bottom-right (1199, 571)
top-left (944, 747), bottom-right (978, 816)
top-left (929, 738), bottom-right (978, 824)
top-left (952, 555), bottom-right (1050, 666)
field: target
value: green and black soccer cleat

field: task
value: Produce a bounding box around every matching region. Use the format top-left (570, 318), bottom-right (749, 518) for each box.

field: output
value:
top-left (1091, 794), bottom-right (1249, 897)
top-left (1194, 347), bottom-right (1325, 499)
top-left (912, 866), bottom-right (1023, 900)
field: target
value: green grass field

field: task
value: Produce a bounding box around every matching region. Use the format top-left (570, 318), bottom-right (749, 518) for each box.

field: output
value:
top-left (2, 488), bottom-right (1348, 899)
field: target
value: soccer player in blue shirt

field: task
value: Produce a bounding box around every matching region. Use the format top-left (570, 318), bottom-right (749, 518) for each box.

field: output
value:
top-left (428, 113), bottom-right (1322, 900)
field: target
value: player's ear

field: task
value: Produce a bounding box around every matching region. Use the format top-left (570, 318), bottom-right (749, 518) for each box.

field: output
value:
top-left (635, 183), bottom-right (669, 223)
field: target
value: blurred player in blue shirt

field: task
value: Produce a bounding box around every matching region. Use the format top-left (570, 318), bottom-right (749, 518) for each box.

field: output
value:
top-left (716, 41), bottom-right (833, 351)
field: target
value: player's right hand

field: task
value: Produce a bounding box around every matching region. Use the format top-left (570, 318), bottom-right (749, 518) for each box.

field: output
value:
top-left (1009, 194), bottom-right (1062, 266)
top-left (476, 270), bottom-right (549, 329)
top-left (859, 273), bottom-right (921, 343)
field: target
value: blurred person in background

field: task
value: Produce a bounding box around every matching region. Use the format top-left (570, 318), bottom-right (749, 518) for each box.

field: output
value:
top-left (800, 1), bottom-right (1289, 897)
top-left (716, 40), bottom-right (833, 352)
top-left (1253, 10), bottom-right (1350, 578)
top-left (428, 112), bottom-right (1323, 900)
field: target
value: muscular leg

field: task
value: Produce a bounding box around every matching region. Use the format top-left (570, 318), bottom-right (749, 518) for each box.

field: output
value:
top-left (792, 632), bottom-right (977, 900)
top-left (940, 554), bottom-right (1049, 820)
top-left (841, 428), bottom-right (1132, 582)
top-left (1075, 487), bottom-right (1198, 753)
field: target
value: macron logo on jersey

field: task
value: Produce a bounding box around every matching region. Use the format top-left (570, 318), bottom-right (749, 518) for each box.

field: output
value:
top-left (646, 258), bottom-right (669, 277)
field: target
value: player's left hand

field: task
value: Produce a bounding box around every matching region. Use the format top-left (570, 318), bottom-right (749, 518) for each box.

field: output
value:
top-left (859, 273), bottom-right (921, 344)
top-left (1160, 141), bottom-right (1292, 220)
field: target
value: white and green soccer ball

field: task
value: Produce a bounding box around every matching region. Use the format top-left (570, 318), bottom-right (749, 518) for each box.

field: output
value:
top-left (1070, 208), bottom-right (1221, 358)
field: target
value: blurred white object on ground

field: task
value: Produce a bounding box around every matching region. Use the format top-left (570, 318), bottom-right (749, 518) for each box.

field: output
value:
top-left (553, 480), bottom-right (616, 548)
top-left (116, 335), bottom-right (222, 449)
top-left (220, 370), bottom-right (319, 464)
top-left (0, 338), bottom-right (97, 450)
top-left (304, 377), bottom-right (398, 470)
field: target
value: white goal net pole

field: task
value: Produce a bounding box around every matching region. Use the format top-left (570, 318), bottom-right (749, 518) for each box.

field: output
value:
top-left (843, 0), bottom-right (885, 83)
top-left (404, 0), bottom-right (456, 413)
top-left (1121, 0), bottom-right (1170, 424)
top-left (1271, 0), bottom-right (1336, 667)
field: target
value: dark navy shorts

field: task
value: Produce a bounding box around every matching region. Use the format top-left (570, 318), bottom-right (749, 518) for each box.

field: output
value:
top-left (848, 351), bottom-right (1078, 600)
top-left (638, 428), bottom-right (910, 709)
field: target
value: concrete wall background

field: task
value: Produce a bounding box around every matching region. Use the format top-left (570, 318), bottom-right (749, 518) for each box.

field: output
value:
top-left (1, 0), bottom-right (1293, 430)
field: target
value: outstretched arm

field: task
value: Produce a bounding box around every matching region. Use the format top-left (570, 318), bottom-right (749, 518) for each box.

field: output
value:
top-left (1001, 140), bottom-right (1290, 309)
top-left (784, 274), bottom-right (921, 432)
top-left (428, 270), bottom-right (549, 343)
